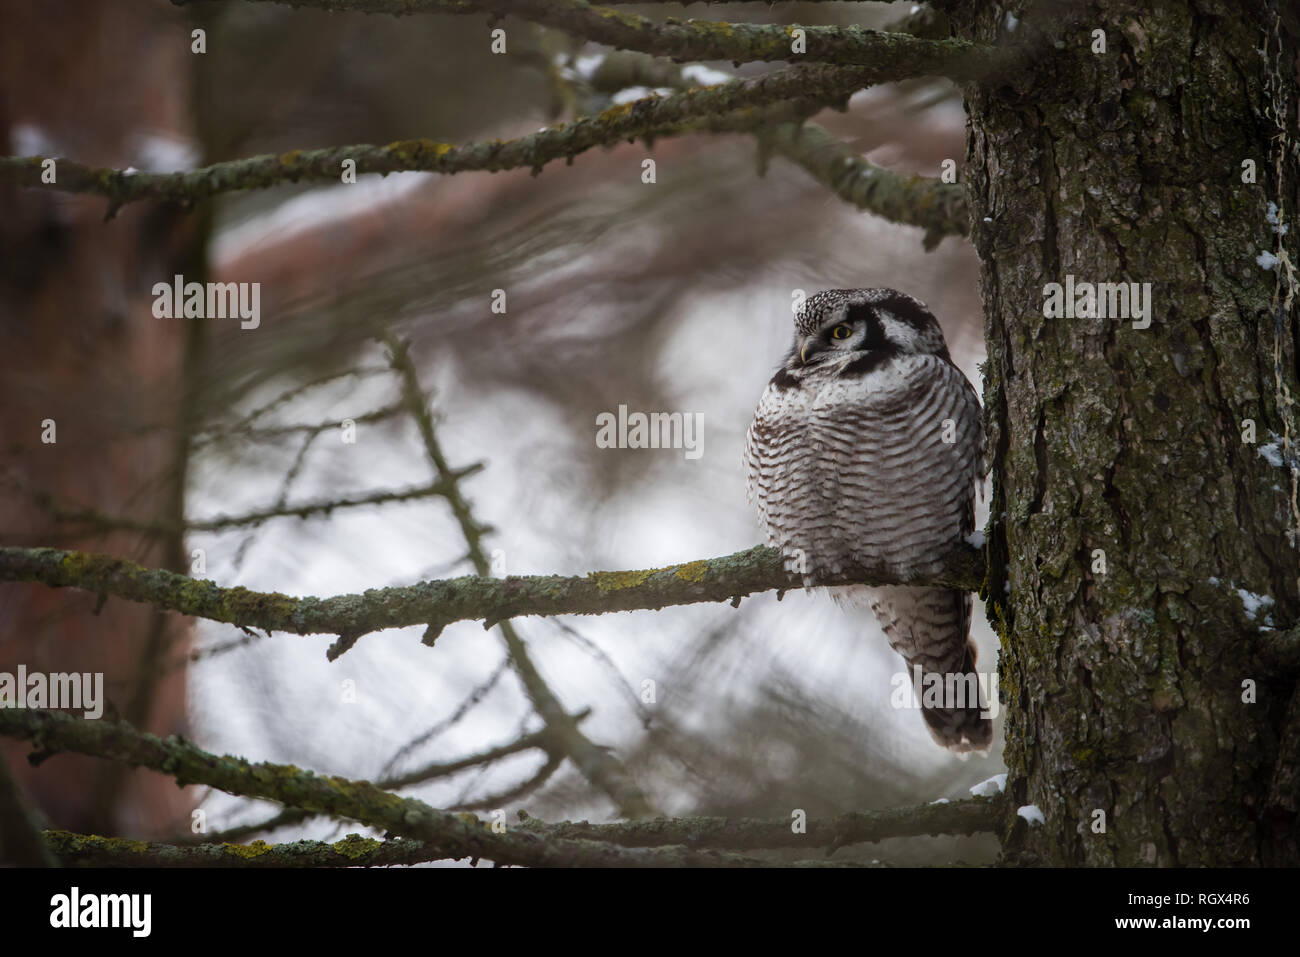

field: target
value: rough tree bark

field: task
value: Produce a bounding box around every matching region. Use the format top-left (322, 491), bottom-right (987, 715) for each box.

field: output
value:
top-left (954, 0), bottom-right (1300, 864)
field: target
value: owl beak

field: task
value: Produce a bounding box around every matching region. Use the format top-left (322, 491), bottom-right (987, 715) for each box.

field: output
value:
top-left (799, 338), bottom-right (814, 364)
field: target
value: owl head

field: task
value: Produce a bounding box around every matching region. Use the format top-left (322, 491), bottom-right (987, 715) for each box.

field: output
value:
top-left (788, 288), bottom-right (952, 371)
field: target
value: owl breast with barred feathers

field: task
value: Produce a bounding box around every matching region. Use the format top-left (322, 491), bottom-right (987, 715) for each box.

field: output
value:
top-left (743, 288), bottom-right (990, 752)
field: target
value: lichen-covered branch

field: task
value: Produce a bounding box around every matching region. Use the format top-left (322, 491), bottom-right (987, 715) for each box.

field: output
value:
top-left (515, 795), bottom-right (1005, 849)
top-left (0, 709), bottom-right (817, 867)
top-left (5, 710), bottom-right (1001, 866)
top-left (43, 793), bottom-right (1003, 866)
top-left (763, 121), bottom-right (968, 247)
top-left (570, 56), bottom-right (965, 242)
top-left (680, 107), bottom-right (967, 243)
top-left (0, 541), bottom-right (985, 649)
top-left (42, 828), bottom-right (867, 868)
top-left (185, 0), bottom-right (997, 71)
top-left (0, 61), bottom-right (917, 214)
top-left (464, 0), bottom-right (990, 68)
top-left (44, 829), bottom-right (429, 867)
top-left (172, 723), bottom-right (557, 844)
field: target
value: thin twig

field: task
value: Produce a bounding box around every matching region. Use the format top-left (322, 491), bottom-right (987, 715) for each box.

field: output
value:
top-left (6, 473), bottom-right (479, 537)
top-left (382, 333), bottom-right (658, 817)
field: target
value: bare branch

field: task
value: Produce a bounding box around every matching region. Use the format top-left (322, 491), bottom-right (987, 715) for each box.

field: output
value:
top-left (215, 366), bottom-right (392, 434)
top-left (195, 402), bottom-right (407, 448)
top-left (382, 723), bottom-right (562, 789)
top-left (678, 106), bottom-right (967, 241)
top-left (447, 751), bottom-right (565, 812)
top-left (380, 658), bottom-right (510, 776)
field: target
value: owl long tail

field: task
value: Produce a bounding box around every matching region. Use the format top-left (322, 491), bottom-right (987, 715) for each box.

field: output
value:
top-left (869, 585), bottom-right (993, 754)
top-left (911, 638), bottom-right (993, 754)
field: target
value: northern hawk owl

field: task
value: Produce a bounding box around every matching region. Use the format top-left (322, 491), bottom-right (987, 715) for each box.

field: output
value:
top-left (744, 288), bottom-right (991, 752)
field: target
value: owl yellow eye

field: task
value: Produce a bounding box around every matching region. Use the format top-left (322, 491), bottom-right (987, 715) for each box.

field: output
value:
top-left (830, 324), bottom-right (853, 340)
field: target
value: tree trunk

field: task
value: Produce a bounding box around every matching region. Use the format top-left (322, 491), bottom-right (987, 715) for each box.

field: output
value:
top-left (0, 0), bottom-right (197, 836)
top-left (955, 0), bottom-right (1300, 864)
